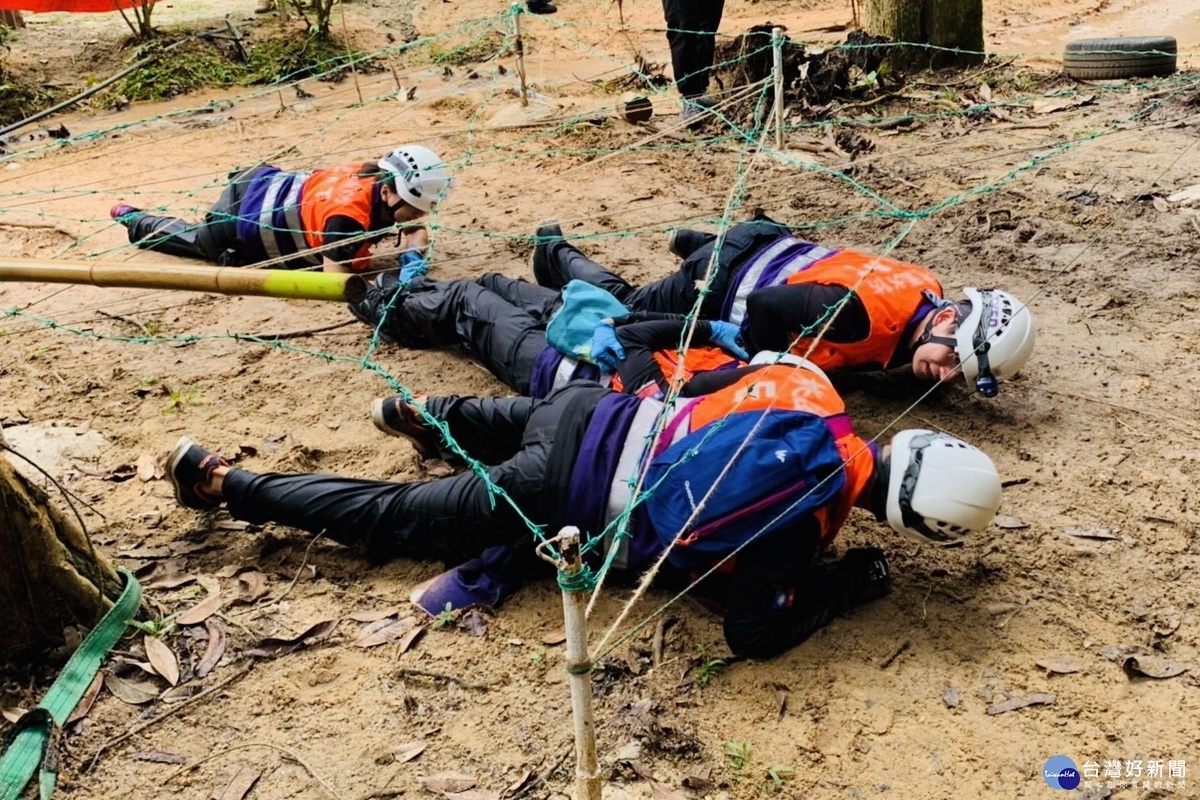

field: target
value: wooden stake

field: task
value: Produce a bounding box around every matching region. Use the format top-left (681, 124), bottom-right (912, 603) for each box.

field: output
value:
top-left (514, 11), bottom-right (529, 107)
top-left (557, 528), bottom-right (601, 800)
top-left (0, 258), bottom-right (366, 303)
top-left (772, 27), bottom-right (786, 149)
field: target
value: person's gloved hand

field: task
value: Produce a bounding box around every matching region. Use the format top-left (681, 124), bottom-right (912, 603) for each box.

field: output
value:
top-left (397, 249), bottom-right (428, 284)
top-left (708, 321), bottom-right (750, 361)
top-left (590, 321), bottom-right (626, 372)
top-left (838, 547), bottom-right (891, 606)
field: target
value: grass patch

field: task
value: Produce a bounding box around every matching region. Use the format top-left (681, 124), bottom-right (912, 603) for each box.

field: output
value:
top-left (102, 26), bottom-right (373, 105)
top-left (429, 30), bottom-right (508, 66)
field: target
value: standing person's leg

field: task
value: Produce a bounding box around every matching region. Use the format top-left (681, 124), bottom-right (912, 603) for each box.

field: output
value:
top-left (661, 0), bottom-right (726, 102)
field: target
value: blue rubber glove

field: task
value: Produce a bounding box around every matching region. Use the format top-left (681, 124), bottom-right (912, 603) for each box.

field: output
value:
top-left (397, 249), bottom-right (429, 284)
top-left (590, 321), bottom-right (626, 372)
top-left (708, 320), bottom-right (750, 361)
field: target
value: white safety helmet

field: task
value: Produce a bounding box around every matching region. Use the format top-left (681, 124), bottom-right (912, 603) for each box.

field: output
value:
top-left (955, 288), bottom-right (1036, 397)
top-left (377, 145), bottom-right (452, 213)
top-left (885, 429), bottom-right (1002, 544)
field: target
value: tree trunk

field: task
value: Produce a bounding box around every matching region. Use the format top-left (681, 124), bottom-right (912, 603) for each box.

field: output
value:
top-left (0, 10), bottom-right (25, 29)
top-left (0, 432), bottom-right (121, 664)
top-left (864, 0), bottom-right (984, 71)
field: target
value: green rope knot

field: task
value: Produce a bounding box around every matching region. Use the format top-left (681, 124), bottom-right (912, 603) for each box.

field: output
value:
top-left (557, 564), bottom-right (597, 593)
top-left (564, 661), bottom-right (593, 676)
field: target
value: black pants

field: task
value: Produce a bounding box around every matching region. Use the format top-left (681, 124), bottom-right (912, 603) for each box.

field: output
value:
top-left (222, 385), bottom-right (602, 561)
top-left (124, 166), bottom-right (265, 265)
top-left (661, 0), bottom-right (726, 98)
top-left (533, 216), bottom-right (791, 319)
top-left (350, 274), bottom-right (559, 396)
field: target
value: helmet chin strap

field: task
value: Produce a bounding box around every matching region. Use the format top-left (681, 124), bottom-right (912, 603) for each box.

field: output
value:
top-left (915, 309), bottom-right (956, 350)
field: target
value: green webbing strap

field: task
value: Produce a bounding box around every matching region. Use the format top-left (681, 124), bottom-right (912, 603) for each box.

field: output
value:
top-left (0, 568), bottom-right (142, 800)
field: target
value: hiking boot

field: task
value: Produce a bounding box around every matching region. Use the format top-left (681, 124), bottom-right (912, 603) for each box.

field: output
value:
top-left (679, 95), bottom-right (717, 128)
top-left (166, 436), bottom-right (229, 511)
top-left (109, 203), bottom-right (143, 224)
top-left (530, 219), bottom-right (565, 288)
top-left (667, 228), bottom-right (713, 260)
top-left (526, 0), bottom-right (557, 13)
top-left (372, 396), bottom-right (440, 459)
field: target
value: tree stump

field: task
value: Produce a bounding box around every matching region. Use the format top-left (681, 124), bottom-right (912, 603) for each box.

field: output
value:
top-left (864, 0), bottom-right (984, 71)
top-left (0, 431), bottom-right (120, 664)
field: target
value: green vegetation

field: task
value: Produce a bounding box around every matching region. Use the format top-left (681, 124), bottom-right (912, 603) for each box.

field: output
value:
top-left (429, 30), bottom-right (508, 66)
top-left (724, 740), bottom-right (753, 775)
top-left (694, 646), bottom-right (728, 687)
top-left (432, 602), bottom-right (458, 630)
top-left (104, 29), bottom-right (370, 105)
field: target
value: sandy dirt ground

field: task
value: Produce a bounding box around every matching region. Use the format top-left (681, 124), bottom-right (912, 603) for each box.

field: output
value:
top-left (3, 1), bottom-right (1200, 799)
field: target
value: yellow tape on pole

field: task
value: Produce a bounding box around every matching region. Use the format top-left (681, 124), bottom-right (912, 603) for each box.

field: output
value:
top-left (0, 258), bottom-right (366, 303)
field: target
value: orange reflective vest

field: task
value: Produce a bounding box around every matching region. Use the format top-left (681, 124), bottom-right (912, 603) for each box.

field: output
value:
top-left (299, 166), bottom-right (384, 272)
top-left (784, 250), bottom-right (943, 370)
top-left (610, 345), bottom-right (741, 395)
top-left (680, 363), bottom-right (875, 547)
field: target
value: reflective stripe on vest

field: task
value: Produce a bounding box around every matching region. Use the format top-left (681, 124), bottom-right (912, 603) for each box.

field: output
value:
top-left (256, 171), bottom-right (318, 266)
top-left (602, 397), bottom-right (667, 569)
top-left (726, 237), bottom-right (835, 326)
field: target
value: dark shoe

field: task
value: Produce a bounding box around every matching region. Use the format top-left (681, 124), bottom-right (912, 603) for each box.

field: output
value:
top-left (166, 436), bottom-right (229, 510)
top-left (109, 203), bottom-right (143, 223)
top-left (348, 281), bottom-right (402, 345)
top-left (372, 396), bottom-right (440, 459)
top-left (679, 95), bottom-right (717, 128)
top-left (530, 219), bottom-right (565, 289)
top-left (667, 228), bottom-right (713, 260)
top-left (526, 0), bottom-right (556, 13)
top-left (838, 547), bottom-right (891, 606)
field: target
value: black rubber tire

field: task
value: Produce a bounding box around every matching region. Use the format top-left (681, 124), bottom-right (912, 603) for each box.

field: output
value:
top-left (1063, 36), bottom-right (1177, 80)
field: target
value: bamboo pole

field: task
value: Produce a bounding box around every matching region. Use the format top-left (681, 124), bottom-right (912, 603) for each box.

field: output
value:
top-left (0, 258), bottom-right (367, 303)
top-left (557, 528), bottom-right (602, 800)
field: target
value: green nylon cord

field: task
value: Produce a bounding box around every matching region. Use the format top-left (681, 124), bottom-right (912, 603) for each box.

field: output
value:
top-left (0, 568), bottom-right (142, 800)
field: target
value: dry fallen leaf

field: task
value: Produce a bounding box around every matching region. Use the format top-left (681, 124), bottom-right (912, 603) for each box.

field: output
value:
top-left (349, 608), bottom-right (402, 623)
top-left (1063, 525), bottom-right (1119, 541)
top-left (1, 706), bottom-right (28, 724)
top-left (135, 452), bottom-right (159, 482)
top-left (143, 573), bottom-right (198, 591)
top-left (542, 628), bottom-right (567, 646)
top-left (396, 626), bottom-right (425, 654)
top-left (392, 741), bottom-right (426, 763)
top-left (355, 618), bottom-right (416, 648)
top-left (986, 693), bottom-right (1056, 715)
top-left (421, 773), bottom-right (476, 794)
top-left (176, 592), bottom-right (223, 626)
top-left (1035, 655), bottom-right (1085, 675)
top-left (458, 609), bottom-right (489, 638)
top-left (144, 635), bottom-right (180, 686)
top-left (129, 751), bottom-right (186, 764)
top-left (196, 619), bottom-right (226, 678)
top-left (67, 673), bottom-right (104, 725)
top-left (245, 619), bottom-right (339, 658)
top-left (1122, 655), bottom-right (1189, 680)
top-left (235, 569), bottom-right (269, 604)
top-left (104, 672), bottom-right (160, 705)
top-left (215, 765), bottom-right (262, 800)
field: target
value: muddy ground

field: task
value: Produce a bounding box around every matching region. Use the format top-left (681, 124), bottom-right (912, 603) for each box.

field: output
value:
top-left (3, 0), bottom-right (1200, 799)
